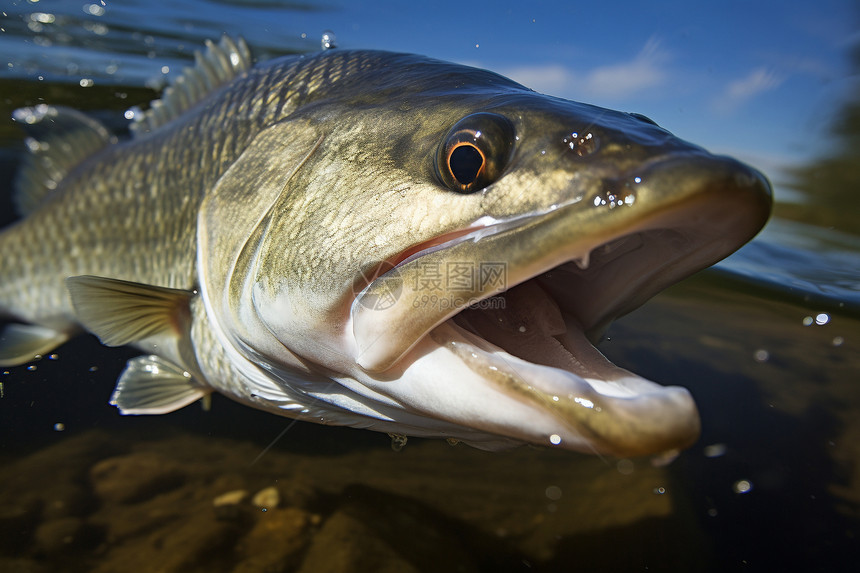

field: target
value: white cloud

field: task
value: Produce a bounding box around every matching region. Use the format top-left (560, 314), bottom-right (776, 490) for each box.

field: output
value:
top-left (501, 63), bottom-right (572, 96)
top-left (713, 67), bottom-right (784, 112)
top-left (583, 37), bottom-right (669, 99)
top-left (501, 37), bottom-right (670, 101)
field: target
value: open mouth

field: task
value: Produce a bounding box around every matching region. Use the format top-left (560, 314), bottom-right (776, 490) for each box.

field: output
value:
top-left (350, 154), bottom-right (771, 455)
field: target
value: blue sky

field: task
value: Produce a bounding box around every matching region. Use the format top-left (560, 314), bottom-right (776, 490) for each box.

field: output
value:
top-left (298, 0), bottom-right (857, 193)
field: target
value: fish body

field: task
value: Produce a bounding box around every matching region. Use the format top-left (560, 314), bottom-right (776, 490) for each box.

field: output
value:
top-left (0, 38), bottom-right (771, 456)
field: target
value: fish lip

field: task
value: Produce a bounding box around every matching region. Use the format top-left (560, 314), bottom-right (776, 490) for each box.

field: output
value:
top-left (431, 320), bottom-right (701, 457)
top-left (384, 193), bottom-right (589, 271)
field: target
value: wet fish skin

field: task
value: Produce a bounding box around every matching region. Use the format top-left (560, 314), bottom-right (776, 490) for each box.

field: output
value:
top-left (0, 39), bottom-right (772, 456)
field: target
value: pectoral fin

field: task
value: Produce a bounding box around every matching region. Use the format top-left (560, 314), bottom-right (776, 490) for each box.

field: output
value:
top-left (111, 354), bottom-right (209, 415)
top-left (0, 323), bottom-right (71, 366)
top-left (66, 275), bottom-right (193, 346)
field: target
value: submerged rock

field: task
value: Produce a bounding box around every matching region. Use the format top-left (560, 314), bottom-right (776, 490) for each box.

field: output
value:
top-left (33, 517), bottom-right (101, 554)
top-left (251, 486), bottom-right (280, 509)
top-left (90, 452), bottom-right (186, 504)
top-left (212, 489), bottom-right (248, 507)
top-left (233, 507), bottom-right (314, 573)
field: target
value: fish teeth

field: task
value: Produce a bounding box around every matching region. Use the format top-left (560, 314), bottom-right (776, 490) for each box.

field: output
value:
top-left (573, 253), bottom-right (590, 270)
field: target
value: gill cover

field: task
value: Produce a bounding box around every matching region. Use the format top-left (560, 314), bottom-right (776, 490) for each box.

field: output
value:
top-left (197, 119), bottom-right (323, 363)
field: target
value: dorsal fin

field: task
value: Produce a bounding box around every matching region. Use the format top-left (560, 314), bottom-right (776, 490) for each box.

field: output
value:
top-left (129, 35), bottom-right (252, 137)
top-left (12, 105), bottom-right (114, 216)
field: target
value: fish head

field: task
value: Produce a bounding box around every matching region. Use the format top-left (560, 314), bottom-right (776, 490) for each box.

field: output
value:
top-left (206, 53), bottom-right (772, 456)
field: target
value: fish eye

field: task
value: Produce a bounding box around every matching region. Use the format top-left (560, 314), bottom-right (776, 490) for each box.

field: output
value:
top-left (436, 113), bottom-right (515, 194)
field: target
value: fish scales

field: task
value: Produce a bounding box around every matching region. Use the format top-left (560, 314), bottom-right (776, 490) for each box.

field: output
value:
top-left (0, 50), bottom-right (389, 321)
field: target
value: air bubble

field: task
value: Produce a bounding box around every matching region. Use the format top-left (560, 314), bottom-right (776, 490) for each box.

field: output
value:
top-left (388, 433), bottom-right (408, 452)
top-left (616, 459), bottom-right (634, 475)
top-left (703, 443), bottom-right (727, 458)
top-left (545, 485), bottom-right (562, 500)
top-left (733, 479), bottom-right (753, 494)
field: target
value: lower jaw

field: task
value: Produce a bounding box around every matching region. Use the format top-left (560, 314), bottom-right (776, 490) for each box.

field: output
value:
top-left (427, 302), bottom-right (701, 456)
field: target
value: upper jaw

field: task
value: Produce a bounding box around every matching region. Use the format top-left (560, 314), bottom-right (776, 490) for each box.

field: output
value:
top-left (351, 152), bottom-right (771, 372)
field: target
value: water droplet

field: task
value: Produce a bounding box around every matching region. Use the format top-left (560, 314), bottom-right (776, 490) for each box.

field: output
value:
top-left (84, 3), bottom-right (105, 17)
top-left (321, 30), bottom-right (337, 50)
top-left (549, 434), bottom-right (562, 445)
top-left (753, 349), bottom-right (769, 362)
top-left (832, 336), bottom-right (844, 347)
top-left (53, 422), bottom-right (65, 431)
top-left (653, 486), bottom-right (666, 495)
top-left (31, 12), bottom-right (54, 24)
top-left (815, 312), bottom-right (829, 325)
top-left (802, 316), bottom-right (813, 326)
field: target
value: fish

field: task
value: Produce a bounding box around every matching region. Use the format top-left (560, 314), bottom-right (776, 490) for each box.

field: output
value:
top-left (0, 37), bottom-right (771, 457)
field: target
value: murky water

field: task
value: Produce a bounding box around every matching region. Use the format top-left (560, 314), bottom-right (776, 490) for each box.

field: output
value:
top-left (1, 2), bottom-right (858, 572)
